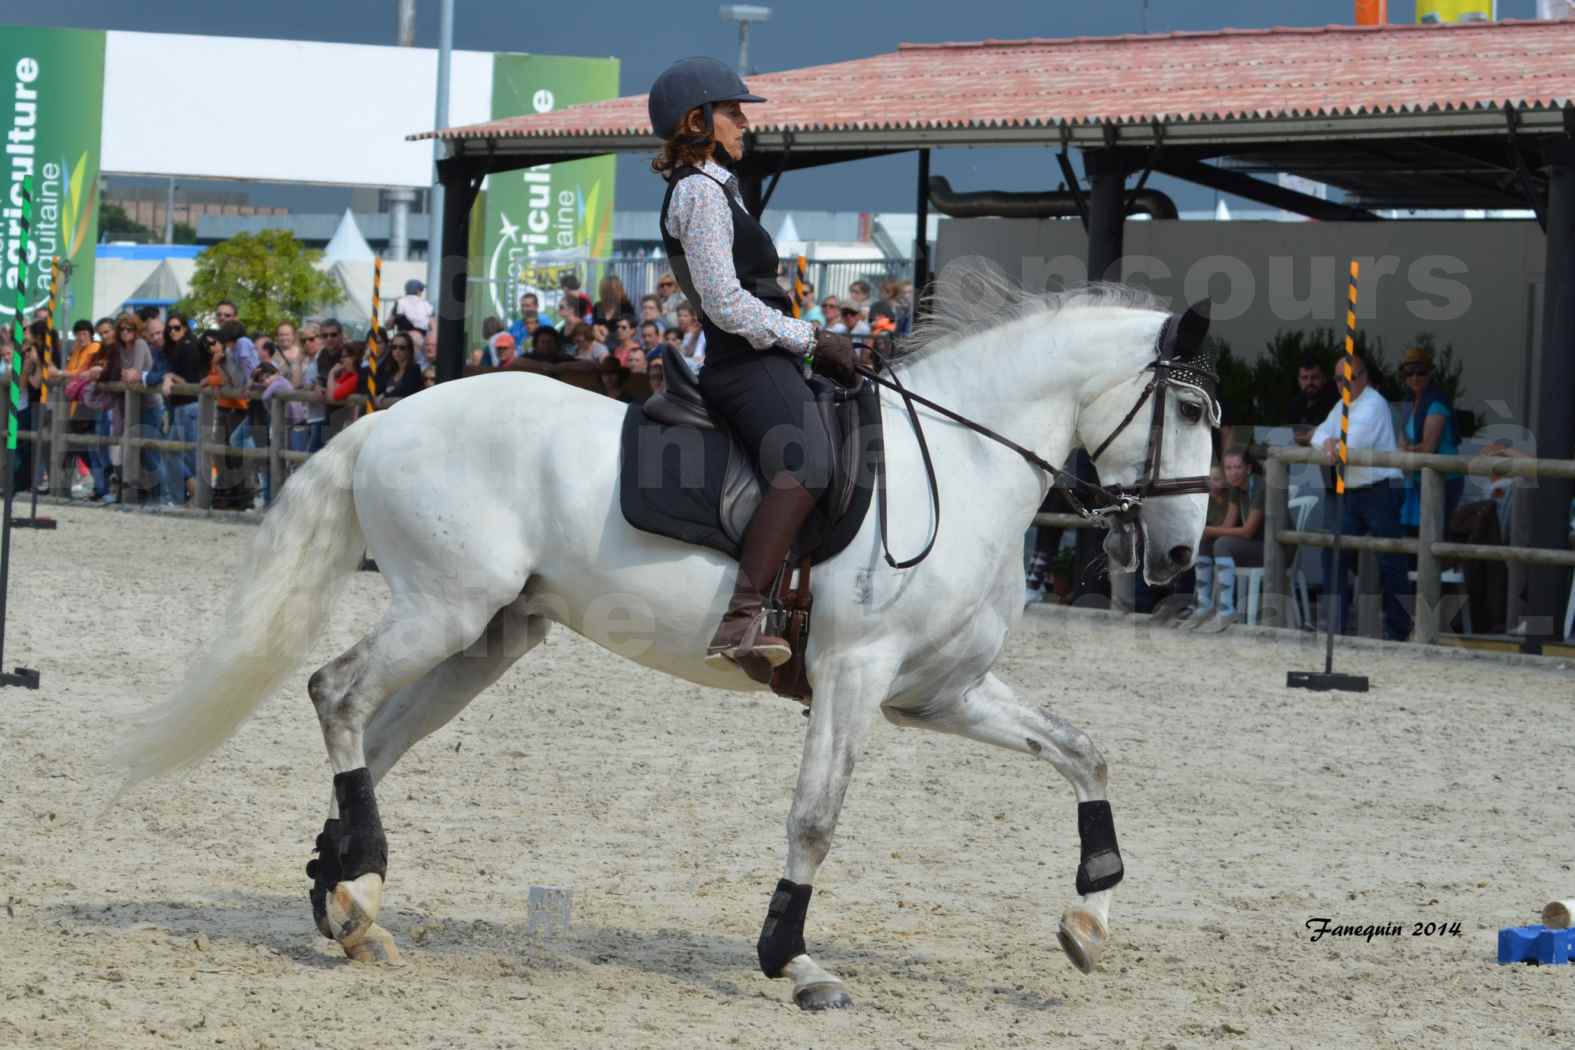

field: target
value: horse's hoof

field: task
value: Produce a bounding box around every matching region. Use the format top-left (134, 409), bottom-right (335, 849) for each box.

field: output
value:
top-left (327, 872), bottom-right (384, 942)
top-left (1057, 908), bottom-right (1107, 975)
top-left (340, 921), bottom-right (402, 965)
top-left (795, 981), bottom-right (854, 1011)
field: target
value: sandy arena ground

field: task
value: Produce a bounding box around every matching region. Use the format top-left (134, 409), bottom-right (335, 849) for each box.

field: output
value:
top-left (3, 503), bottom-right (1574, 1049)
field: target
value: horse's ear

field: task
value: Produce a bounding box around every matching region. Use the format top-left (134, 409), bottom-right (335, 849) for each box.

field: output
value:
top-left (1175, 300), bottom-right (1211, 359)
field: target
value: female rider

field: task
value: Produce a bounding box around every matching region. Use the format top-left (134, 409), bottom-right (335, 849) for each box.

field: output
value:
top-left (649, 57), bottom-right (857, 671)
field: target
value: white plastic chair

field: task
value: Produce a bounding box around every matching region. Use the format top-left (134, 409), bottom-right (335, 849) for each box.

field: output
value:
top-left (1288, 495), bottom-right (1320, 628)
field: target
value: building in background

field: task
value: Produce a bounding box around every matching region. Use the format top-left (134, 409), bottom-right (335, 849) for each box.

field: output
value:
top-left (0, 23), bottom-right (616, 330)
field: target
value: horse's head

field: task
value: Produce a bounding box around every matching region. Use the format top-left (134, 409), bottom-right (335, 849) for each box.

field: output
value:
top-left (1076, 301), bottom-right (1220, 585)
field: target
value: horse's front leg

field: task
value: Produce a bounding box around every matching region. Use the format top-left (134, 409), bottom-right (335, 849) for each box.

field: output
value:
top-left (757, 657), bottom-right (889, 1011)
top-left (883, 671), bottom-right (1122, 975)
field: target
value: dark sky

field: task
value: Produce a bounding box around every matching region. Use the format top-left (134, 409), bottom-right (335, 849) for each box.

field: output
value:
top-left (9, 1), bottom-right (1546, 215)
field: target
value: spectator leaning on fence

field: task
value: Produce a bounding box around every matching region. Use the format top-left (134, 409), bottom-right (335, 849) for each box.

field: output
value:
top-left (610, 318), bottom-right (647, 373)
top-left (655, 271), bottom-right (683, 326)
top-left (507, 293), bottom-right (540, 348)
top-left (491, 332), bottom-right (518, 370)
top-left (1396, 345), bottom-right (1464, 532)
top-left (593, 275), bottom-right (635, 329)
top-left (639, 294), bottom-right (666, 333)
top-left (159, 312), bottom-right (206, 505)
top-left (103, 312), bottom-right (153, 502)
top-left (210, 320), bottom-right (261, 509)
top-left (379, 334), bottom-right (424, 404)
top-left (559, 273), bottom-right (594, 323)
top-left (675, 301), bottom-right (705, 368)
top-left (639, 319), bottom-right (664, 361)
top-left (569, 323), bottom-right (608, 364)
top-left (1311, 351), bottom-right (1410, 641)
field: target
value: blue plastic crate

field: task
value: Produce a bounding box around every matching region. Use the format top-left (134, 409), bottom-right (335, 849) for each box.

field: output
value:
top-left (1498, 925), bottom-right (1575, 965)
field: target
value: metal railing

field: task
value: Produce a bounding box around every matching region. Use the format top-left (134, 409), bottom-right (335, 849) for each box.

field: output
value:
top-left (1262, 446), bottom-right (1575, 643)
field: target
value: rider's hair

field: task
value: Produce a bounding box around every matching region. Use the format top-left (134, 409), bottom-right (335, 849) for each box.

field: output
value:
top-left (651, 107), bottom-right (714, 175)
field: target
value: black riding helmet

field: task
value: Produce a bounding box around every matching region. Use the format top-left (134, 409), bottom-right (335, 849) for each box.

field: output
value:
top-left (648, 56), bottom-right (764, 147)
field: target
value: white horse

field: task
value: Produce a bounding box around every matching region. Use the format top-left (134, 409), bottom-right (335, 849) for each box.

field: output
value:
top-left (113, 278), bottom-right (1217, 1011)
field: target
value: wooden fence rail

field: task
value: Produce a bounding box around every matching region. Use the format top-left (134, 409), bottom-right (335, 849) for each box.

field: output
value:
top-left (27, 375), bottom-right (375, 507)
top-left (1264, 446), bottom-right (1575, 643)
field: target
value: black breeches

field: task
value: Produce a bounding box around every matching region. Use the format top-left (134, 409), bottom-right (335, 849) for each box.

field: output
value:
top-left (699, 352), bottom-right (833, 499)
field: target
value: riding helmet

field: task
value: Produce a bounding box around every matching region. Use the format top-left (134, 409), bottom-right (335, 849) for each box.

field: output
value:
top-left (648, 57), bottom-right (765, 140)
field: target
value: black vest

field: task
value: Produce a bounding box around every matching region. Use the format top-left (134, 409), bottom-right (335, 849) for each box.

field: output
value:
top-left (659, 165), bottom-right (792, 366)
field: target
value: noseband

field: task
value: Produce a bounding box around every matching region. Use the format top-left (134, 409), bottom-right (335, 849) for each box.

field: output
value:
top-left (857, 312), bottom-right (1219, 568)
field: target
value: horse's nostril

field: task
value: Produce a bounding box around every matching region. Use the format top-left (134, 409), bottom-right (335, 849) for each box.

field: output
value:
top-left (1169, 545), bottom-right (1193, 565)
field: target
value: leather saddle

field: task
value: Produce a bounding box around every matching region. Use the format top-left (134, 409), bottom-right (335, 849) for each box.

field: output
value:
top-left (619, 350), bottom-right (881, 567)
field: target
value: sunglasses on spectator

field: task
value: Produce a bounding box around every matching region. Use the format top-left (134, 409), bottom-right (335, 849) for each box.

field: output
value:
top-left (168, 322), bottom-right (184, 331)
top-left (1400, 365), bottom-right (1429, 377)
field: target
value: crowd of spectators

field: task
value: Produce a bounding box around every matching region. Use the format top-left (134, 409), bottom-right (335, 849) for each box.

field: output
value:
top-left (467, 269), bottom-right (914, 403)
top-left (15, 286), bottom-right (439, 510)
top-left (12, 267), bottom-right (909, 510)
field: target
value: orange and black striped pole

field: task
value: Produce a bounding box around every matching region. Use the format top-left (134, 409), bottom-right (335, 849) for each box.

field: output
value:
top-left (791, 255), bottom-right (809, 319)
top-left (1323, 259), bottom-right (1360, 673)
top-left (364, 256), bottom-right (382, 411)
top-left (1336, 259), bottom-right (1359, 496)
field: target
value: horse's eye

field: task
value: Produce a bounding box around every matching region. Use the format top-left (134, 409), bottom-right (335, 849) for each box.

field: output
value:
top-left (1179, 401), bottom-right (1204, 424)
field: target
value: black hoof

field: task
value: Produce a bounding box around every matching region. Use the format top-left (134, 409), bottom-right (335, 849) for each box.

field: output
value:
top-left (795, 982), bottom-right (853, 1011)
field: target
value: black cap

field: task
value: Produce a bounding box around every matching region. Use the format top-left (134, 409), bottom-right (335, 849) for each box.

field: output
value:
top-left (648, 57), bottom-right (764, 140)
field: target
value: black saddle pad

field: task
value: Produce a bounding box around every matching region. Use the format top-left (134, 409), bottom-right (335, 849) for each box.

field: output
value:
top-left (618, 378), bottom-right (882, 565)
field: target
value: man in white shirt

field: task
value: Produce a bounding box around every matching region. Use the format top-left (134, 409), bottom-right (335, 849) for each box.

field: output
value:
top-left (1310, 353), bottom-right (1410, 641)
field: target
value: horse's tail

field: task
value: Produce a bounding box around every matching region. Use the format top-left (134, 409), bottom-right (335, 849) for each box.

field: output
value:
top-left (110, 412), bottom-right (385, 793)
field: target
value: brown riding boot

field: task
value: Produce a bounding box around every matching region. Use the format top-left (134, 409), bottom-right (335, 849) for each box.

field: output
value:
top-left (705, 476), bottom-right (819, 670)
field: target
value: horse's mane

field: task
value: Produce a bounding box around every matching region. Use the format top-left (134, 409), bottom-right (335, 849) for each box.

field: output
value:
top-left (896, 258), bottom-right (1166, 366)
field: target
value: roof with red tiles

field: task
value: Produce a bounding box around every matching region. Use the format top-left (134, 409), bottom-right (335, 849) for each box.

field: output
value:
top-left (416, 19), bottom-right (1575, 149)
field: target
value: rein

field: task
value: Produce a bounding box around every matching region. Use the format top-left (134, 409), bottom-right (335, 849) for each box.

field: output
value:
top-left (855, 319), bottom-right (1215, 570)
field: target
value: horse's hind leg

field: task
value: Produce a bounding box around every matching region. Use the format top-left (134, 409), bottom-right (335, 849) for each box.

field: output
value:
top-left (306, 598), bottom-right (547, 950)
top-left (306, 585), bottom-right (523, 961)
top-left (883, 672), bottom-right (1121, 976)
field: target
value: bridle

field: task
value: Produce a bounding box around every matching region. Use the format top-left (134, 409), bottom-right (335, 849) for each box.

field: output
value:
top-left (858, 312), bottom-right (1219, 569)
top-left (1081, 313), bottom-right (1220, 525)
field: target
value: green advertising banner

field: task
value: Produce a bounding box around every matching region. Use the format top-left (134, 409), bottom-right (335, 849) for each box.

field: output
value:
top-left (477, 53), bottom-right (618, 333)
top-left (0, 25), bottom-right (104, 329)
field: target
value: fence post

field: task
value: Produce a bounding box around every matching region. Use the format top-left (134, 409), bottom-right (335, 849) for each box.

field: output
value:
top-left (195, 387), bottom-right (215, 510)
top-left (1415, 466), bottom-right (1443, 643)
top-left (1505, 482), bottom-right (1532, 633)
top-left (121, 385), bottom-right (143, 497)
top-left (47, 374), bottom-right (68, 497)
top-left (1263, 453), bottom-right (1290, 627)
top-left (268, 397), bottom-right (285, 505)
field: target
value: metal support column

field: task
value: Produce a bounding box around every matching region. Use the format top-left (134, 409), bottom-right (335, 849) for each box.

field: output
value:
top-left (913, 148), bottom-right (931, 298)
top-left (1530, 138), bottom-right (1575, 639)
top-left (435, 159), bottom-right (481, 385)
top-left (1084, 149), bottom-right (1134, 284)
top-left (1077, 148), bottom-right (1135, 602)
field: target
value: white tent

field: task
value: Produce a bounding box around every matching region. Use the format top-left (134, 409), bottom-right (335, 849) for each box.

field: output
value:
top-left (93, 259), bottom-right (158, 319)
top-left (318, 259), bottom-right (429, 334)
top-left (321, 208), bottom-right (374, 264)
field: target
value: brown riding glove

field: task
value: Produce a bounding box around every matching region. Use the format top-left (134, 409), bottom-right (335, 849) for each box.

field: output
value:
top-left (810, 330), bottom-right (859, 386)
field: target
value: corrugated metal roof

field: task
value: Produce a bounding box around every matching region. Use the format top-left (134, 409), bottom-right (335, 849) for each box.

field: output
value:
top-left (414, 20), bottom-right (1575, 145)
